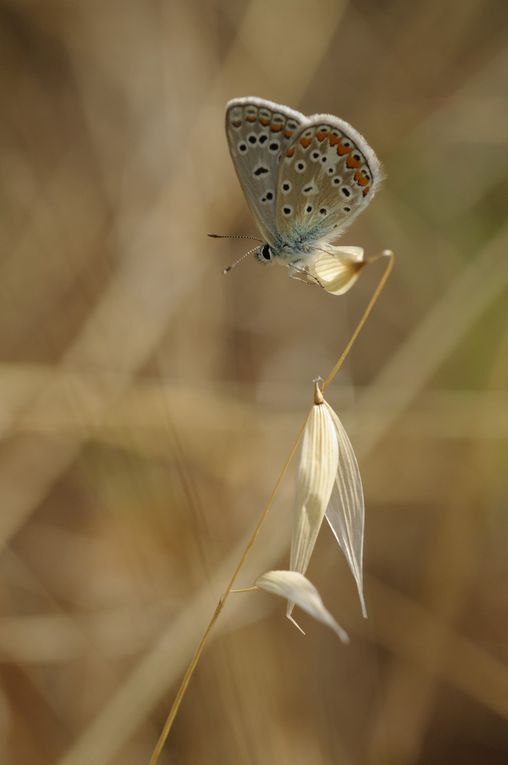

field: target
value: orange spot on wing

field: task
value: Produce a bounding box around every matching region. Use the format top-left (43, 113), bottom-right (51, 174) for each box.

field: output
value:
top-left (246, 114), bottom-right (257, 122)
top-left (259, 117), bottom-right (270, 126)
top-left (354, 171), bottom-right (369, 187)
top-left (316, 130), bottom-right (328, 142)
top-left (336, 140), bottom-right (352, 156)
top-left (271, 123), bottom-right (283, 132)
top-left (232, 120), bottom-right (242, 128)
top-left (362, 186), bottom-right (370, 196)
top-left (286, 146), bottom-right (296, 157)
top-left (347, 155), bottom-right (361, 169)
top-left (299, 137), bottom-right (312, 147)
top-left (329, 133), bottom-right (340, 146)
top-left (284, 129), bottom-right (294, 138)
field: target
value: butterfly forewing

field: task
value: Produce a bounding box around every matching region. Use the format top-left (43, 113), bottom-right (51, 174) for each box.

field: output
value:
top-left (275, 115), bottom-right (382, 245)
top-left (225, 97), bottom-right (305, 246)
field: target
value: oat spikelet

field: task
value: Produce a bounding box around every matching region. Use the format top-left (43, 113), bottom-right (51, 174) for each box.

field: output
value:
top-left (306, 246), bottom-right (366, 295)
top-left (288, 381), bottom-right (367, 626)
top-left (287, 381), bottom-right (338, 627)
top-left (257, 570), bottom-right (349, 643)
top-left (324, 402), bottom-right (367, 617)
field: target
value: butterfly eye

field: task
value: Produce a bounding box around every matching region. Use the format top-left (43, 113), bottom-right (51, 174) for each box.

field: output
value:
top-left (261, 244), bottom-right (273, 261)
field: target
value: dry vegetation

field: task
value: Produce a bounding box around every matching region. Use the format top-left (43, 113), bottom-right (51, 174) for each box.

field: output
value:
top-left (1, 1), bottom-right (508, 763)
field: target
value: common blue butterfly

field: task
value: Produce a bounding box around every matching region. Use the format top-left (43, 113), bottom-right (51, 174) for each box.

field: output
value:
top-left (222, 97), bottom-right (383, 294)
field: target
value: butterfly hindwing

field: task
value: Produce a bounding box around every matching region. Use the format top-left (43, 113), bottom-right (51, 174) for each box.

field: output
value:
top-left (225, 97), bottom-right (306, 245)
top-left (275, 115), bottom-right (382, 245)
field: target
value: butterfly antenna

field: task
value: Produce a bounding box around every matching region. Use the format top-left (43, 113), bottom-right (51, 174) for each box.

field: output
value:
top-left (208, 233), bottom-right (262, 242)
top-left (222, 245), bottom-right (259, 275)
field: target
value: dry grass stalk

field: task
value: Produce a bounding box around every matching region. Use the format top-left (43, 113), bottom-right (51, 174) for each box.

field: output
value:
top-left (149, 253), bottom-right (394, 764)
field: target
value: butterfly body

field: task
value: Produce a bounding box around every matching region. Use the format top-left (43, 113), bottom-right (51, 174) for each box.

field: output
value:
top-left (225, 97), bottom-right (382, 293)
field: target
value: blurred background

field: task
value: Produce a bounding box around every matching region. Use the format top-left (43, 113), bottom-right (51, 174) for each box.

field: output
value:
top-left (1, 0), bottom-right (508, 763)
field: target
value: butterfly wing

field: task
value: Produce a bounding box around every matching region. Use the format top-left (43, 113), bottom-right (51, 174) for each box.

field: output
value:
top-left (226, 97), bottom-right (306, 246)
top-left (275, 114), bottom-right (382, 247)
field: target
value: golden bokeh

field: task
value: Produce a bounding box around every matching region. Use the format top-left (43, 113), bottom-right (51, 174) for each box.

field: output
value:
top-left (1, 1), bottom-right (508, 763)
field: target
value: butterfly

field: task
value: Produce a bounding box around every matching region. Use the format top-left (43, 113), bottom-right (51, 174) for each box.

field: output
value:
top-left (221, 97), bottom-right (383, 295)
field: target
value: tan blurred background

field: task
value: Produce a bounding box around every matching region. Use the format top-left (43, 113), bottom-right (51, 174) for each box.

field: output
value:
top-left (1, 0), bottom-right (508, 763)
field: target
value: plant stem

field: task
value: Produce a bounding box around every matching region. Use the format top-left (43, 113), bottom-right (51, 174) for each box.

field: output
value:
top-left (149, 251), bottom-right (394, 764)
top-left (323, 251), bottom-right (394, 389)
top-left (148, 417), bottom-right (308, 765)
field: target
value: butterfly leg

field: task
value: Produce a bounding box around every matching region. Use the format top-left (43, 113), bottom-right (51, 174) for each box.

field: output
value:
top-left (288, 262), bottom-right (324, 289)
